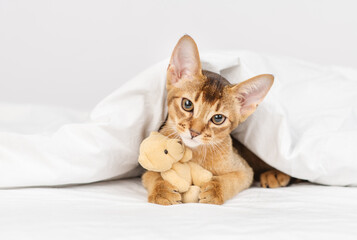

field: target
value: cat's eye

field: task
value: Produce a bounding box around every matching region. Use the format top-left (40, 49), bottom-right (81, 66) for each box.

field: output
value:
top-left (211, 114), bottom-right (226, 125)
top-left (182, 98), bottom-right (194, 112)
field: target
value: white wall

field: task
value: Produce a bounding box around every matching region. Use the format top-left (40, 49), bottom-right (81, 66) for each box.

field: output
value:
top-left (1, 0), bottom-right (356, 110)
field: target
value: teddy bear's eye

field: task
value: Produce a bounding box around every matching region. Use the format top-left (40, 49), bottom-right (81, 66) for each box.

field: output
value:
top-left (164, 149), bottom-right (168, 154)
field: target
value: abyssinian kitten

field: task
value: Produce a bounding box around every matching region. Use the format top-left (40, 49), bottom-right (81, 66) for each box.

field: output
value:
top-left (142, 35), bottom-right (291, 205)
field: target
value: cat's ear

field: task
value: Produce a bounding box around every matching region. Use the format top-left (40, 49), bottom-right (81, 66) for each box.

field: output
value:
top-left (230, 74), bottom-right (274, 122)
top-left (167, 35), bottom-right (203, 86)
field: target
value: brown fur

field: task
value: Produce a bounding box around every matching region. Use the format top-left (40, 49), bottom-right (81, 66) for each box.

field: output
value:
top-left (232, 138), bottom-right (291, 187)
top-left (142, 35), bottom-right (291, 205)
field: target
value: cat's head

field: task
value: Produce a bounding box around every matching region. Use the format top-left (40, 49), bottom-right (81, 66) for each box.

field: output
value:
top-left (166, 35), bottom-right (274, 148)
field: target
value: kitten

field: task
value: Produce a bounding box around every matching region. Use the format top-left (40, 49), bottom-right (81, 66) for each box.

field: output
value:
top-left (142, 35), bottom-right (291, 205)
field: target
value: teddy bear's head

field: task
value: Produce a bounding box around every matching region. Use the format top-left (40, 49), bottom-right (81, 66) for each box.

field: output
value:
top-left (138, 132), bottom-right (187, 172)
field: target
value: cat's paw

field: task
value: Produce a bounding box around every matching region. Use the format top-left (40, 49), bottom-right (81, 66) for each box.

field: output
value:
top-left (199, 178), bottom-right (224, 205)
top-left (260, 170), bottom-right (291, 188)
top-left (148, 180), bottom-right (182, 205)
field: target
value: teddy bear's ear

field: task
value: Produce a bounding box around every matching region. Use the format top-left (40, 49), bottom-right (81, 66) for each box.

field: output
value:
top-left (149, 131), bottom-right (161, 136)
top-left (180, 148), bottom-right (192, 162)
top-left (167, 139), bottom-right (185, 161)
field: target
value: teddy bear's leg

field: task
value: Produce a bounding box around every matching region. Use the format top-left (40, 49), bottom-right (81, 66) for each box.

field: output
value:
top-left (182, 186), bottom-right (200, 203)
top-left (188, 162), bottom-right (213, 187)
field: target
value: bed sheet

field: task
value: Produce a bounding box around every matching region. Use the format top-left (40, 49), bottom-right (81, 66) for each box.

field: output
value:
top-left (0, 178), bottom-right (356, 240)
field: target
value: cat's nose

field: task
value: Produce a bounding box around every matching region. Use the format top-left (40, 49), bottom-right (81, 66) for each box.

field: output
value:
top-left (189, 129), bottom-right (200, 139)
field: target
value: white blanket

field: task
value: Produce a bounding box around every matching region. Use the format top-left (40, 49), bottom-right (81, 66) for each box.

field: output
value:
top-left (0, 51), bottom-right (356, 188)
top-left (0, 179), bottom-right (356, 240)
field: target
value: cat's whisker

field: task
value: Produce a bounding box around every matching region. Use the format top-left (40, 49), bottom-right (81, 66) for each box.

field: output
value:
top-left (213, 141), bottom-right (227, 154)
top-left (208, 141), bottom-right (218, 158)
top-left (209, 142), bottom-right (216, 170)
top-left (166, 131), bottom-right (177, 138)
top-left (203, 144), bottom-right (207, 166)
top-left (211, 141), bottom-right (222, 154)
top-left (165, 125), bottom-right (181, 139)
top-left (210, 142), bottom-right (217, 156)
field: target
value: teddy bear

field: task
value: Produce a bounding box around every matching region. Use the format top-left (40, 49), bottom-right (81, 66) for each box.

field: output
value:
top-left (138, 131), bottom-right (213, 203)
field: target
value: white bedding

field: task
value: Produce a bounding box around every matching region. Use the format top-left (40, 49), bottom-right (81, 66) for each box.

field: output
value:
top-left (1, 51), bottom-right (356, 239)
top-left (1, 179), bottom-right (356, 240)
top-left (1, 51), bottom-right (357, 188)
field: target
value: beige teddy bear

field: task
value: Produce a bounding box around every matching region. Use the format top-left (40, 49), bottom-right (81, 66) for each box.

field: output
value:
top-left (138, 132), bottom-right (212, 203)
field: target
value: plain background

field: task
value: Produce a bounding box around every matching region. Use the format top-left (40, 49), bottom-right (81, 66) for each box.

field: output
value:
top-left (1, 0), bottom-right (356, 110)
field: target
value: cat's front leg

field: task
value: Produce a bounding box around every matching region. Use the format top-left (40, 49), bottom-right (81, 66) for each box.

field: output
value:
top-left (260, 170), bottom-right (291, 188)
top-left (199, 169), bottom-right (253, 205)
top-left (142, 171), bottom-right (182, 205)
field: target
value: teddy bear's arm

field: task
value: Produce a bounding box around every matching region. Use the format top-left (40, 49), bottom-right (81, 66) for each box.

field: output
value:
top-left (161, 169), bottom-right (190, 193)
top-left (188, 162), bottom-right (213, 187)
